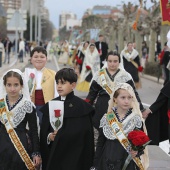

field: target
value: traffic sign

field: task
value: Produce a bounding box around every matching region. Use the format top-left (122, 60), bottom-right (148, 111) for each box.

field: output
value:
top-left (7, 10), bottom-right (26, 31)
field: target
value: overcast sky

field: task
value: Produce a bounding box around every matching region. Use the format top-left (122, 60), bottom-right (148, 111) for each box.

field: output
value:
top-left (45, 0), bottom-right (154, 28)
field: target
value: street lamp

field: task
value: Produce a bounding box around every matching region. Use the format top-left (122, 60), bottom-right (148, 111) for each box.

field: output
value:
top-left (30, 0), bottom-right (33, 42)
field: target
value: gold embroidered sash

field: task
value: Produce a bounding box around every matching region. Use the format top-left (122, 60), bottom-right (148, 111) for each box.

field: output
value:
top-left (130, 58), bottom-right (138, 69)
top-left (106, 111), bottom-right (144, 170)
top-left (0, 99), bottom-right (35, 170)
top-left (99, 69), bottom-right (112, 94)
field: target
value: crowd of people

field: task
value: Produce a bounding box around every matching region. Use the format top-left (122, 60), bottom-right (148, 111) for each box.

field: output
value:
top-left (0, 32), bottom-right (170, 170)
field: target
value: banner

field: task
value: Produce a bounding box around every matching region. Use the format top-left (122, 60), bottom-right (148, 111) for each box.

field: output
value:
top-left (160, 0), bottom-right (170, 25)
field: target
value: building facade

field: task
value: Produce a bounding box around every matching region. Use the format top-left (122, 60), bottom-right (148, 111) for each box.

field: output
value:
top-left (0, 0), bottom-right (21, 10)
top-left (59, 12), bottom-right (77, 28)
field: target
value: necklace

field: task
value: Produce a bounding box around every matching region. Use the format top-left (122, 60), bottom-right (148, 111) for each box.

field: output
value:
top-left (6, 94), bottom-right (23, 111)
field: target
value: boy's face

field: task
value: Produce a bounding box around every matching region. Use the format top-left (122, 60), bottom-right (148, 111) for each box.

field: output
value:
top-left (31, 51), bottom-right (47, 70)
top-left (56, 79), bottom-right (76, 97)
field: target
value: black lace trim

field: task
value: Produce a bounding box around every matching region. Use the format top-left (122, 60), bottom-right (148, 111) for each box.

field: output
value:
top-left (6, 94), bottom-right (23, 111)
top-left (114, 107), bottom-right (132, 123)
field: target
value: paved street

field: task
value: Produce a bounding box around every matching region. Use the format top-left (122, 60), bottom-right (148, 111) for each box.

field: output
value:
top-left (1, 55), bottom-right (170, 169)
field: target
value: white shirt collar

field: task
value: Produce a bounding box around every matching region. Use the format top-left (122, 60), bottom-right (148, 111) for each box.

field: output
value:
top-left (61, 96), bottom-right (66, 101)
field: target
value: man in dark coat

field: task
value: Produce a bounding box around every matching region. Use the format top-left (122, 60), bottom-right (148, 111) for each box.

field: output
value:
top-left (144, 81), bottom-right (170, 145)
top-left (40, 68), bottom-right (95, 170)
top-left (161, 50), bottom-right (170, 85)
top-left (95, 34), bottom-right (108, 68)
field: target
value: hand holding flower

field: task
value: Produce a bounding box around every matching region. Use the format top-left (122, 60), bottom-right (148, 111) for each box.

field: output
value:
top-left (49, 132), bottom-right (57, 141)
top-left (129, 149), bottom-right (138, 158)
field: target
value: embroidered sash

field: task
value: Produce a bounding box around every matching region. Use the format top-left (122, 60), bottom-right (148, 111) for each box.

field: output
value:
top-left (99, 69), bottom-right (112, 94)
top-left (0, 99), bottom-right (35, 170)
top-left (106, 111), bottom-right (144, 170)
top-left (130, 58), bottom-right (138, 69)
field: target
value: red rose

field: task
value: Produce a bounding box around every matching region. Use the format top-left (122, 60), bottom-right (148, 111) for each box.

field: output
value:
top-left (30, 73), bottom-right (35, 79)
top-left (128, 130), bottom-right (150, 147)
top-left (86, 65), bottom-right (91, 70)
top-left (54, 110), bottom-right (61, 117)
top-left (138, 66), bottom-right (143, 72)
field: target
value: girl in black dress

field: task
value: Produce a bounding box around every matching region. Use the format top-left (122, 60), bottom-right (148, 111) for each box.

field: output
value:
top-left (0, 69), bottom-right (41, 170)
top-left (91, 83), bottom-right (149, 170)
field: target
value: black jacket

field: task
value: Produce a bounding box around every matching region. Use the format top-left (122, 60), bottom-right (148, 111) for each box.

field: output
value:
top-left (40, 91), bottom-right (95, 170)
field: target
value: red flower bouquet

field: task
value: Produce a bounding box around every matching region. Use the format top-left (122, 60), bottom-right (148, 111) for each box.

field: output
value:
top-left (54, 110), bottom-right (61, 129)
top-left (138, 66), bottom-right (143, 72)
top-left (128, 130), bottom-right (150, 150)
top-left (122, 129), bottom-right (151, 170)
top-left (86, 65), bottom-right (91, 70)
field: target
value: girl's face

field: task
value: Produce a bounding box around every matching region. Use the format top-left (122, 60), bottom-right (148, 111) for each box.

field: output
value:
top-left (127, 43), bottom-right (133, 51)
top-left (89, 46), bottom-right (95, 53)
top-left (84, 43), bottom-right (89, 49)
top-left (5, 77), bottom-right (23, 98)
top-left (114, 89), bottom-right (133, 111)
top-left (107, 55), bottom-right (119, 71)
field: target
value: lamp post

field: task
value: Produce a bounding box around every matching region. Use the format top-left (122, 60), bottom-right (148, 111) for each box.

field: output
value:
top-left (30, 0), bottom-right (33, 42)
top-left (38, 7), bottom-right (41, 46)
top-left (35, 0), bottom-right (38, 42)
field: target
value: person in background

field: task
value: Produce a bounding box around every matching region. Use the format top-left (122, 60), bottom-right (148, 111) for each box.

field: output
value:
top-left (141, 41), bottom-right (148, 70)
top-left (120, 42), bottom-right (143, 89)
top-left (58, 40), bottom-right (69, 66)
top-left (40, 68), bottom-right (94, 170)
top-left (76, 43), bottom-right (100, 92)
top-left (162, 42), bottom-right (170, 85)
top-left (143, 81), bottom-right (170, 147)
top-left (18, 38), bottom-right (25, 63)
top-left (24, 46), bottom-right (58, 126)
top-left (3, 37), bottom-right (12, 64)
top-left (160, 42), bottom-right (170, 85)
top-left (0, 38), bottom-right (5, 67)
top-left (95, 34), bottom-right (109, 68)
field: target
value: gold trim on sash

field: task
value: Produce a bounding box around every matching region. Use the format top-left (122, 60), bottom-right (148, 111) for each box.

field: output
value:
top-left (106, 111), bottom-right (144, 170)
top-left (130, 58), bottom-right (138, 69)
top-left (0, 99), bottom-right (35, 170)
top-left (99, 69), bottom-right (112, 94)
